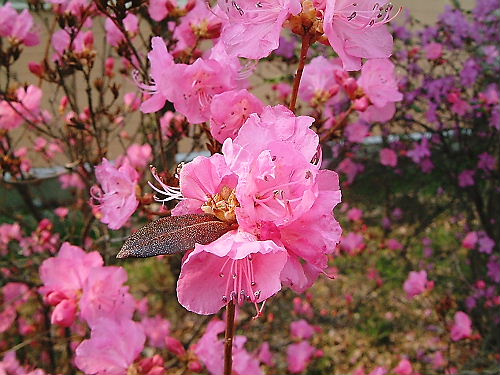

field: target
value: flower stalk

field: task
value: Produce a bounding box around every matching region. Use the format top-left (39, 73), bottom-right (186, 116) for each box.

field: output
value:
top-left (223, 300), bottom-right (236, 375)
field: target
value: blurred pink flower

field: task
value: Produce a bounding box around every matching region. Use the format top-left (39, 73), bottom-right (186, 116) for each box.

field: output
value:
top-left (299, 56), bottom-right (342, 104)
top-left (347, 207), bottom-right (363, 221)
top-left (0, 85), bottom-right (45, 130)
top-left (0, 4), bottom-right (39, 46)
top-left (287, 341), bottom-right (315, 373)
top-left (75, 318), bottom-right (145, 374)
top-left (105, 13), bottom-right (139, 47)
top-left (209, 89), bottom-right (264, 143)
top-left (148, 0), bottom-right (170, 21)
top-left (79, 267), bottom-right (135, 325)
top-left (290, 319), bottom-right (315, 340)
top-left (424, 42), bottom-right (443, 59)
top-left (450, 311), bottom-right (472, 341)
top-left (407, 138), bottom-right (431, 164)
top-left (358, 59), bottom-right (403, 108)
top-left (392, 358), bottom-right (413, 375)
top-left (39, 242), bottom-right (103, 301)
top-left (458, 170), bottom-right (475, 187)
top-left (380, 148), bottom-right (398, 167)
top-left (142, 315), bottom-right (171, 348)
top-left (194, 319), bottom-right (263, 375)
top-left (340, 232), bottom-right (365, 254)
top-left (123, 143), bottom-right (153, 171)
top-left (478, 232), bottom-right (494, 254)
top-left (462, 231), bottom-right (478, 249)
top-left (59, 172), bottom-right (86, 190)
top-left (173, 1), bottom-right (221, 53)
top-left (345, 122), bottom-right (369, 143)
top-left (90, 158), bottom-right (139, 230)
top-left (257, 341), bottom-right (274, 366)
top-left (403, 270), bottom-right (432, 298)
top-left (323, 1), bottom-right (396, 71)
top-left (217, 0), bottom-right (301, 59)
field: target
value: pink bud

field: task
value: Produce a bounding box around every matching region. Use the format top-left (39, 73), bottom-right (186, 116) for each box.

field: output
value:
top-left (28, 62), bottom-right (44, 77)
top-left (353, 97), bottom-right (370, 111)
top-left (51, 299), bottom-right (77, 327)
top-left (187, 360), bottom-right (203, 373)
top-left (334, 70), bottom-right (349, 84)
top-left (83, 31), bottom-right (94, 48)
top-left (46, 291), bottom-right (66, 306)
top-left (164, 336), bottom-right (186, 357)
top-left (343, 78), bottom-right (358, 96)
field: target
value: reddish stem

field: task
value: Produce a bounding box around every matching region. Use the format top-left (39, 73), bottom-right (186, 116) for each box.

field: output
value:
top-left (223, 300), bottom-right (236, 375)
top-left (289, 35), bottom-right (311, 113)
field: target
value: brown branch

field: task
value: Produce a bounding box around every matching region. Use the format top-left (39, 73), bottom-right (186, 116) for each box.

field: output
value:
top-left (223, 301), bottom-right (236, 375)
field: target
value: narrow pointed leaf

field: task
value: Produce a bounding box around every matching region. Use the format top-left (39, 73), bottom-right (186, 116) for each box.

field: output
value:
top-left (117, 214), bottom-right (234, 259)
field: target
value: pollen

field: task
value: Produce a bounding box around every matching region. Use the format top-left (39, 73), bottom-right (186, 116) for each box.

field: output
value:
top-left (201, 186), bottom-right (239, 224)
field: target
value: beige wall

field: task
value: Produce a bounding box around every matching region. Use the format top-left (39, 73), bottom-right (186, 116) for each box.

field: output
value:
top-left (395, 0), bottom-right (475, 23)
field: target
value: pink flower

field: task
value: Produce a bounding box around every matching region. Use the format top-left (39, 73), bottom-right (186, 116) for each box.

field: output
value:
top-left (79, 266), bottom-right (135, 325)
top-left (345, 122), bottom-right (369, 143)
top-left (209, 89), bottom-right (264, 143)
top-left (154, 105), bottom-right (341, 314)
top-left (90, 158), bottom-right (139, 230)
top-left (386, 238), bottom-right (403, 251)
top-left (392, 358), bottom-right (413, 375)
top-left (462, 231), bottom-right (477, 249)
top-left (173, 1), bottom-right (221, 53)
top-left (340, 232), bottom-right (365, 254)
top-left (478, 232), bottom-right (494, 254)
top-left (458, 169), bottom-right (475, 187)
top-left (59, 171), bottom-right (86, 190)
top-left (337, 157), bottom-right (364, 184)
top-left (142, 315), bottom-right (171, 348)
top-left (0, 85), bottom-right (45, 130)
top-left (380, 148), bottom-right (398, 167)
top-left (347, 207), bottom-right (363, 221)
top-left (450, 311), bottom-right (472, 341)
top-left (290, 319), bottom-right (315, 340)
top-left (105, 13), bottom-right (139, 47)
top-left (407, 138), bottom-right (431, 163)
top-left (123, 143), bottom-right (153, 171)
top-left (323, 0), bottom-right (396, 71)
top-left (75, 318), bottom-right (145, 374)
top-left (287, 341), bottom-right (316, 373)
top-left (124, 92), bottom-right (141, 111)
top-left (165, 336), bottom-right (186, 357)
top-left (357, 59), bottom-right (403, 108)
top-left (257, 342), bottom-right (274, 366)
top-left (51, 29), bottom-right (92, 60)
top-left (217, 0), bottom-right (301, 59)
top-left (477, 152), bottom-right (496, 172)
top-left (424, 42), bottom-right (443, 59)
top-left (147, 54), bottom-right (239, 123)
top-left (299, 56), bottom-right (342, 105)
top-left (178, 230), bottom-right (288, 314)
top-left (147, 0), bottom-right (170, 21)
top-left (403, 270), bottom-right (432, 298)
top-left (139, 37), bottom-right (174, 113)
top-left (0, 3), bottom-right (39, 46)
top-left (39, 242), bottom-right (103, 301)
top-left (194, 319), bottom-right (263, 375)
